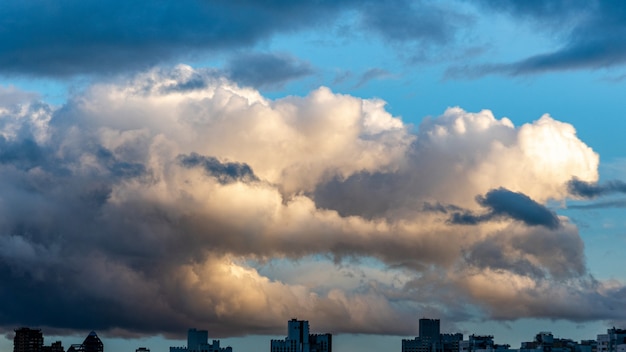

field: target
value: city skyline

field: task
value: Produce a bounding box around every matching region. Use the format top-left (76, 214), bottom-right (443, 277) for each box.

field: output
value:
top-left (7, 320), bottom-right (626, 352)
top-left (1, 1), bottom-right (626, 352)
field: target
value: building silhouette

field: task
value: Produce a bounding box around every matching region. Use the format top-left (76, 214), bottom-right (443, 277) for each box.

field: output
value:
top-left (14, 328), bottom-right (44, 352)
top-left (14, 328), bottom-right (65, 352)
top-left (271, 319), bottom-right (332, 352)
top-left (598, 328), bottom-right (626, 352)
top-left (459, 335), bottom-right (496, 352)
top-left (41, 341), bottom-right (65, 352)
top-left (169, 328), bottom-right (232, 352)
top-left (403, 319), bottom-right (463, 352)
top-left (419, 319), bottom-right (441, 341)
top-left (67, 331), bottom-right (103, 352)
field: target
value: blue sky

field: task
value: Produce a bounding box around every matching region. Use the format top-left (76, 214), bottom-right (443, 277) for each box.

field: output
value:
top-left (1, 1), bottom-right (626, 352)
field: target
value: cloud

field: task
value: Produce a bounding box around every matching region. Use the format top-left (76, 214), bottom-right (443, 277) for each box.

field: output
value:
top-left (463, 221), bottom-right (585, 280)
top-left (449, 188), bottom-right (561, 229)
top-left (178, 153), bottom-right (259, 184)
top-left (353, 68), bottom-right (394, 89)
top-left (567, 178), bottom-right (626, 198)
top-left (224, 52), bottom-right (315, 90)
top-left (359, 0), bottom-right (471, 45)
top-left (0, 66), bottom-right (623, 338)
top-left (480, 189), bottom-right (560, 229)
top-left (457, 1), bottom-right (626, 76)
top-left (0, 0), bottom-right (356, 76)
top-left (476, 0), bottom-right (591, 21)
top-left (315, 108), bottom-right (598, 219)
top-left (0, 0), bottom-right (469, 76)
top-left (456, 270), bottom-right (625, 322)
top-left (0, 85), bottom-right (40, 106)
top-left (567, 199), bottom-right (626, 210)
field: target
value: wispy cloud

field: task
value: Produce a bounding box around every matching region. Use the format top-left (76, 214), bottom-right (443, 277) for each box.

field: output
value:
top-left (353, 68), bottom-right (394, 89)
top-left (567, 199), bottom-right (626, 210)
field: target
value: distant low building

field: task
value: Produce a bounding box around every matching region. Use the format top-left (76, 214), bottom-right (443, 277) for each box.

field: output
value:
top-left (460, 335), bottom-right (495, 352)
top-left (519, 332), bottom-right (577, 352)
top-left (169, 328), bottom-right (232, 352)
top-left (271, 319), bottom-right (332, 352)
top-left (42, 341), bottom-right (65, 352)
top-left (402, 318), bottom-right (463, 352)
top-left (578, 340), bottom-right (597, 352)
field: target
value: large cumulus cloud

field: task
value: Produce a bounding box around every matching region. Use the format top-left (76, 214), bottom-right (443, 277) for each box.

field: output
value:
top-left (0, 67), bottom-right (623, 339)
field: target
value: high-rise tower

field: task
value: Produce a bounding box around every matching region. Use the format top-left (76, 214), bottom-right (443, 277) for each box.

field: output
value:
top-left (13, 328), bottom-right (43, 352)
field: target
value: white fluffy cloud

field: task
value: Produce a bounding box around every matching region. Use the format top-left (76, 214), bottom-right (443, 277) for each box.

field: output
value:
top-left (411, 107), bottom-right (598, 207)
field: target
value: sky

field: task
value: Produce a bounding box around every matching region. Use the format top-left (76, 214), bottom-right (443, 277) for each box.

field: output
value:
top-left (1, 1), bottom-right (626, 352)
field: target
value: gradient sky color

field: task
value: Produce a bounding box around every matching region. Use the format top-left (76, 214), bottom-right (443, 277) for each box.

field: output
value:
top-left (1, 1), bottom-right (626, 352)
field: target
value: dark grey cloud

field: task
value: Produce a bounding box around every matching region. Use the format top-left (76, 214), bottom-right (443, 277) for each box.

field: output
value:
top-left (0, 0), bottom-right (467, 76)
top-left (449, 188), bottom-right (561, 229)
top-left (0, 0), bottom-right (352, 76)
top-left (448, 211), bottom-right (487, 226)
top-left (316, 181), bottom-right (561, 230)
top-left (567, 178), bottom-right (626, 198)
top-left (360, 0), bottom-right (471, 45)
top-left (459, 1), bottom-right (626, 75)
top-left (463, 221), bottom-right (586, 280)
top-left (0, 137), bottom-right (45, 169)
top-left (475, 0), bottom-right (591, 23)
top-left (463, 236), bottom-right (547, 279)
top-left (224, 53), bottom-right (314, 90)
top-left (422, 202), bottom-right (463, 214)
top-left (477, 188), bottom-right (561, 228)
top-left (313, 170), bottom-right (417, 220)
top-left (178, 153), bottom-right (259, 184)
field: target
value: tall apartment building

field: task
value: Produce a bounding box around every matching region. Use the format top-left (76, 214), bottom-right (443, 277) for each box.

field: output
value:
top-left (270, 319), bottom-right (332, 352)
top-left (14, 328), bottom-right (44, 352)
